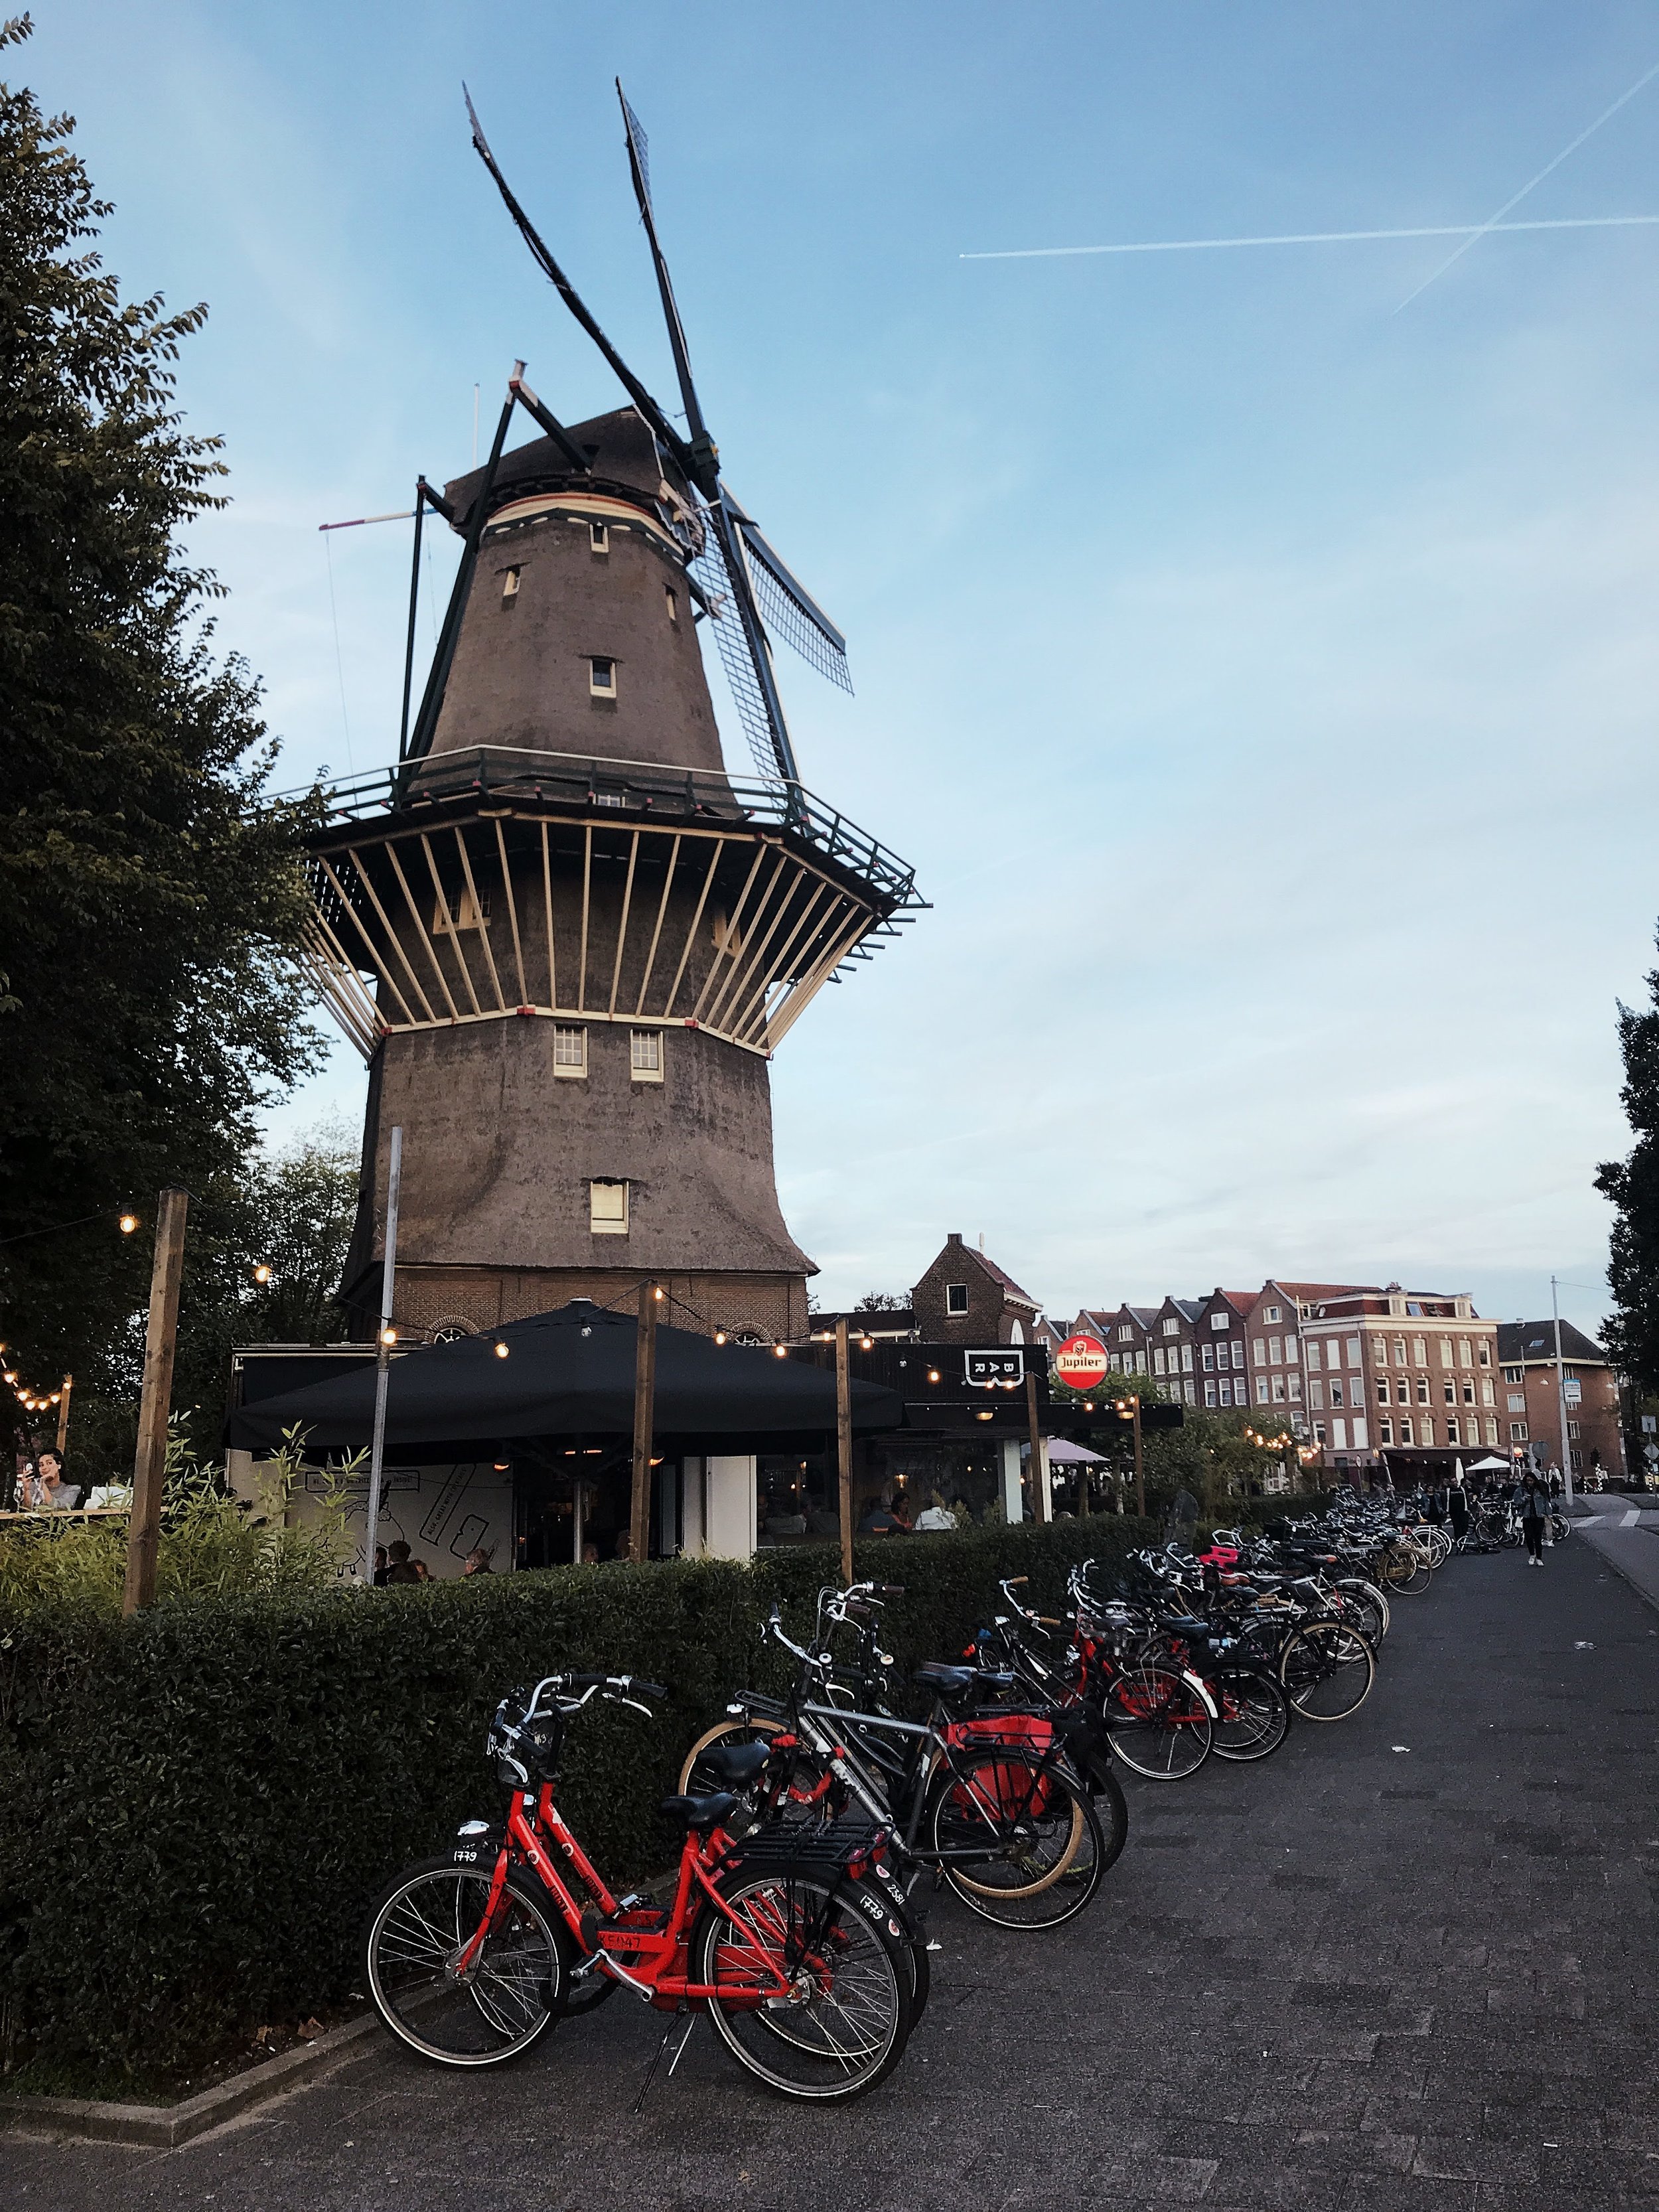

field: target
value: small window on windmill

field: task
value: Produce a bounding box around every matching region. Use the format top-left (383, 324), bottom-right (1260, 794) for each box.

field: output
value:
top-left (664, 585), bottom-right (679, 625)
top-left (434, 885), bottom-right (490, 932)
top-left (589, 656), bottom-right (617, 698)
top-left (553, 1024), bottom-right (587, 1078)
top-left (590, 1178), bottom-right (628, 1235)
top-left (501, 565), bottom-right (521, 603)
top-left (589, 522), bottom-right (610, 554)
top-left (629, 1029), bottom-right (663, 1082)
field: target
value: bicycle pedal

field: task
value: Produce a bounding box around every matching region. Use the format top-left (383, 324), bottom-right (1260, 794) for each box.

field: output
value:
top-left (614, 1891), bottom-right (650, 1913)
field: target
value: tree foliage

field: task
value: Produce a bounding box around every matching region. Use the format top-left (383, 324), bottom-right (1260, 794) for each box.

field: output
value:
top-left (1596, 930), bottom-right (1659, 1390)
top-left (0, 19), bottom-right (323, 1433)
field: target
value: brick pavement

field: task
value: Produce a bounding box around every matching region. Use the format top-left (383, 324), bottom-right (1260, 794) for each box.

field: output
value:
top-left (5, 1533), bottom-right (1657, 2210)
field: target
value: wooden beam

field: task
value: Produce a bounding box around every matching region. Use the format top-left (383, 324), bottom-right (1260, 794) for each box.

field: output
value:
top-left (607, 830), bottom-right (640, 1014)
top-left (492, 819), bottom-right (529, 1005)
top-left (123, 1188), bottom-right (188, 1615)
top-left (1026, 1366), bottom-right (1049, 1524)
top-left (837, 1316), bottom-right (854, 1586)
top-left (634, 834), bottom-right (681, 1012)
top-left (628, 1281), bottom-right (660, 1564)
top-left (453, 826), bottom-right (506, 1010)
top-left (662, 840), bottom-right (725, 1017)
top-left (386, 838), bottom-right (461, 1020)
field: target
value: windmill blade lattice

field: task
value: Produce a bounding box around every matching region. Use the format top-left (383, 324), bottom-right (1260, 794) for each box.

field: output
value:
top-left (737, 518), bottom-right (853, 694)
top-left (689, 519), bottom-right (791, 785)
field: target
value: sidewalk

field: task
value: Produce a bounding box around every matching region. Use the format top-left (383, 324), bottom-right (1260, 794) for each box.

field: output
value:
top-left (1572, 1494), bottom-right (1659, 1611)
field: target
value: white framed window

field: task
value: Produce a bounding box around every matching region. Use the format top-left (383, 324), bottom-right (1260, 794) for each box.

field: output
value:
top-left (1510, 1420), bottom-right (1528, 1441)
top-left (1329, 1378), bottom-right (1345, 1408)
top-left (1210, 1311), bottom-right (1230, 1331)
top-left (1153, 1347), bottom-right (1166, 1376)
top-left (1162, 1317), bottom-right (1181, 1337)
top-left (1351, 1418), bottom-right (1368, 1449)
top-left (1420, 1418), bottom-right (1434, 1446)
top-left (1332, 1418), bottom-right (1347, 1449)
top-left (1346, 1337), bottom-right (1361, 1368)
top-left (1118, 1324), bottom-right (1133, 1342)
top-left (1272, 1374), bottom-right (1286, 1404)
top-left (589, 521), bottom-right (610, 553)
top-left (1400, 1418), bottom-right (1413, 1445)
top-left (1439, 1337), bottom-right (1454, 1368)
top-left (1484, 1419), bottom-right (1498, 1445)
top-left (1502, 1365), bottom-right (1524, 1384)
top-left (1447, 1417), bottom-right (1461, 1445)
top-left (1256, 1376), bottom-right (1270, 1404)
top-left (1443, 1380), bottom-right (1456, 1406)
top-left (664, 585), bottom-right (678, 624)
top-left (1284, 1336), bottom-right (1299, 1364)
top-left (1254, 1339), bottom-right (1266, 1366)
top-left (1412, 1336), bottom-right (1427, 1366)
top-left (589, 1178), bottom-right (628, 1234)
top-left (434, 884), bottom-right (490, 932)
top-left (1507, 1392), bottom-right (1526, 1414)
top-left (1202, 1345), bottom-right (1214, 1372)
top-left (1288, 1375), bottom-right (1302, 1402)
top-left (1394, 1338), bottom-right (1407, 1366)
top-left (1183, 1379), bottom-right (1196, 1404)
top-left (589, 656), bottom-right (617, 696)
top-left (1567, 1419), bottom-right (1581, 1441)
top-left (946, 1283), bottom-right (970, 1315)
top-left (1379, 1418), bottom-right (1394, 1445)
top-left (1461, 1380), bottom-right (1475, 1406)
top-left (1232, 1343), bottom-right (1244, 1370)
top-left (1309, 1379), bottom-right (1325, 1410)
top-left (1204, 1380), bottom-right (1217, 1408)
top-left (501, 565), bottom-right (521, 601)
top-left (629, 1029), bottom-right (663, 1082)
top-left (1459, 1339), bottom-right (1473, 1368)
top-left (1372, 1335), bottom-right (1389, 1366)
top-left (1263, 1304), bottom-right (1281, 1324)
top-left (1181, 1345), bottom-right (1193, 1373)
top-left (1313, 1420), bottom-right (1328, 1445)
top-left (1416, 1378), bottom-right (1429, 1404)
top-left (553, 1023), bottom-right (587, 1076)
top-left (1307, 1341), bottom-right (1322, 1372)
top-left (1477, 1342), bottom-right (1491, 1368)
top-left (1376, 1378), bottom-right (1390, 1405)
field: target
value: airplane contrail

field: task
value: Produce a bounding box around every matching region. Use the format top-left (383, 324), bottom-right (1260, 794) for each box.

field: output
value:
top-left (1394, 56), bottom-right (1659, 310)
top-left (961, 214), bottom-right (1659, 261)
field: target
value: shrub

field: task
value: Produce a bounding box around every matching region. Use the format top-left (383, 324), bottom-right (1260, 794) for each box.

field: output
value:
top-left (0, 1514), bottom-right (1152, 2082)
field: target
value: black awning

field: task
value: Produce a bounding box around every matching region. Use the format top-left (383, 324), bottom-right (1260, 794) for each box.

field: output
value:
top-left (224, 1301), bottom-right (904, 1457)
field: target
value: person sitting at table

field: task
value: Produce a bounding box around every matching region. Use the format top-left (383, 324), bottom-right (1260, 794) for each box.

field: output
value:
top-left (384, 1539), bottom-right (423, 1585)
top-left (35, 1449), bottom-right (80, 1510)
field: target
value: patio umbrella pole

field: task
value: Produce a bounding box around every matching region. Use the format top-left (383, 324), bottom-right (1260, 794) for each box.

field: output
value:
top-left (836, 1317), bottom-right (853, 1584)
top-left (629, 1281), bottom-right (659, 1562)
top-left (363, 1126), bottom-right (402, 1584)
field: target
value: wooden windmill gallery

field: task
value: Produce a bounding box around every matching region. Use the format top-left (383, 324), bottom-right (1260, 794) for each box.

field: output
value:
top-left (232, 88), bottom-right (928, 1568)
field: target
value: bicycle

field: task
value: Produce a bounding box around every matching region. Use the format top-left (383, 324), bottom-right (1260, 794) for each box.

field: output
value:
top-left (364, 1670), bottom-right (916, 2101)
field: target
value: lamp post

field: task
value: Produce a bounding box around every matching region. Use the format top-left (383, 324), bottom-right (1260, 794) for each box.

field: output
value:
top-left (1114, 1393), bottom-right (1145, 1518)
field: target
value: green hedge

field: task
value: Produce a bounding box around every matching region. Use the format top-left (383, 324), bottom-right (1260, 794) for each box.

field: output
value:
top-left (0, 1515), bottom-right (1152, 2081)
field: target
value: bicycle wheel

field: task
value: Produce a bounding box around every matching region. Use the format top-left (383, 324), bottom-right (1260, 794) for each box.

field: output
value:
top-left (1279, 1620), bottom-right (1375, 1721)
top-left (1209, 1666), bottom-right (1291, 1762)
top-left (928, 1747), bottom-right (1105, 1929)
top-left (1069, 1734), bottom-right (1131, 1874)
top-left (1100, 1664), bottom-right (1214, 1779)
top-left (692, 1869), bottom-right (910, 2102)
top-left (365, 1856), bottom-right (565, 2066)
top-left (678, 1717), bottom-right (778, 1797)
top-left (1334, 1577), bottom-right (1389, 1643)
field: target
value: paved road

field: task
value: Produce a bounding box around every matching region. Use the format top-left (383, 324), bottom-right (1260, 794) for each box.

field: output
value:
top-left (7, 1534), bottom-right (1659, 2211)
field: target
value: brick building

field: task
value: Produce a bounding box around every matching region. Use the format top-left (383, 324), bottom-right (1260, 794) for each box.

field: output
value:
top-left (1496, 1319), bottom-right (1625, 1482)
top-left (911, 1233), bottom-right (1042, 1345)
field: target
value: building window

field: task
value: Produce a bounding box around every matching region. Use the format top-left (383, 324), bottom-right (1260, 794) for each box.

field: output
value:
top-left (1313, 1421), bottom-right (1328, 1446)
top-left (1332, 1418), bottom-right (1347, 1449)
top-left (1459, 1339), bottom-right (1473, 1368)
top-left (1231, 1343), bottom-right (1244, 1370)
top-left (1285, 1336), bottom-right (1299, 1364)
top-left (1307, 1341), bottom-right (1322, 1372)
top-left (434, 885), bottom-right (490, 932)
top-left (1162, 1317), bottom-right (1181, 1336)
top-left (1263, 1304), bottom-right (1281, 1324)
top-left (1502, 1365), bottom-right (1524, 1384)
top-left (1400, 1418), bottom-right (1413, 1445)
top-left (589, 1178), bottom-right (628, 1234)
top-left (1330, 1378), bottom-right (1345, 1408)
top-left (1288, 1374), bottom-right (1302, 1402)
top-left (1346, 1337), bottom-right (1361, 1368)
top-left (1181, 1345), bottom-right (1193, 1373)
top-left (1510, 1421), bottom-right (1528, 1442)
top-left (1379, 1418), bottom-right (1394, 1446)
top-left (1271, 1374), bottom-right (1286, 1403)
top-left (553, 1023), bottom-right (587, 1076)
top-left (1202, 1345), bottom-right (1214, 1372)
top-left (1352, 1418), bottom-right (1368, 1450)
top-left (1394, 1337), bottom-right (1407, 1366)
top-left (1507, 1392), bottom-right (1526, 1414)
top-left (1412, 1336), bottom-right (1427, 1366)
top-left (1484, 1419), bottom-right (1498, 1446)
top-left (1309, 1379), bottom-right (1325, 1410)
top-left (664, 585), bottom-right (678, 625)
top-left (1447, 1418), bottom-right (1461, 1445)
top-left (1461, 1380), bottom-right (1475, 1405)
top-left (1416, 1378), bottom-right (1429, 1404)
top-left (1118, 1324), bottom-right (1133, 1342)
top-left (1372, 1335), bottom-right (1389, 1365)
top-left (1153, 1347), bottom-right (1166, 1375)
top-left (1256, 1376), bottom-right (1270, 1404)
top-left (1443, 1380), bottom-right (1456, 1406)
top-left (1376, 1378), bottom-right (1390, 1405)
top-left (1254, 1338), bottom-right (1266, 1366)
top-left (1477, 1342), bottom-right (1491, 1367)
top-left (629, 1029), bottom-right (663, 1082)
top-left (590, 522), bottom-right (609, 553)
top-left (501, 565), bottom-right (521, 601)
top-left (1567, 1420), bottom-right (1581, 1441)
top-left (1421, 1419), bottom-right (1434, 1446)
top-left (1204, 1380), bottom-right (1217, 1408)
top-left (1439, 1337), bottom-right (1454, 1367)
top-left (946, 1283), bottom-right (969, 1315)
top-left (589, 656), bottom-right (617, 696)
top-left (1210, 1311), bottom-right (1230, 1331)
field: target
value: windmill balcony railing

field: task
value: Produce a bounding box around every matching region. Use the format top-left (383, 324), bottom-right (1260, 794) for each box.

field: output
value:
top-left (285, 745), bottom-right (923, 913)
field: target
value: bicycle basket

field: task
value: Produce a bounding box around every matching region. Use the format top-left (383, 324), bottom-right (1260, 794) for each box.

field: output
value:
top-left (486, 1692), bottom-right (565, 1789)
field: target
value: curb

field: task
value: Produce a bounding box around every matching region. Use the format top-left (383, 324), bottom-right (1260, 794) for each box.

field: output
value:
top-left (0, 2010), bottom-right (385, 2150)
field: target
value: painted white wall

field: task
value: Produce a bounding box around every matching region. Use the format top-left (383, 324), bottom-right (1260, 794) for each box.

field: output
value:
top-left (226, 1450), bottom-right (514, 1579)
top-left (999, 1436), bottom-right (1024, 1522)
top-left (704, 1455), bottom-right (758, 1560)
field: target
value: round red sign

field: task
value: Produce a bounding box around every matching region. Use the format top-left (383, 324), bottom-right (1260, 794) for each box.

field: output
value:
top-left (1053, 1333), bottom-right (1110, 1392)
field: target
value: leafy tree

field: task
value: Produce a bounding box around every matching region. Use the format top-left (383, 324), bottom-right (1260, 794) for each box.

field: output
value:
top-left (1596, 931), bottom-right (1659, 1390)
top-left (853, 1291), bottom-right (910, 1312)
top-left (0, 19), bottom-right (322, 1447)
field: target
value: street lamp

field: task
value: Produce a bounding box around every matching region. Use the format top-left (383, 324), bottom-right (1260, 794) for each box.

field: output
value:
top-left (1113, 1394), bottom-right (1145, 1518)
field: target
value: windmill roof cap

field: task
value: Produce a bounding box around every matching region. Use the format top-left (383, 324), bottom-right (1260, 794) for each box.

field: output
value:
top-left (444, 406), bottom-right (679, 534)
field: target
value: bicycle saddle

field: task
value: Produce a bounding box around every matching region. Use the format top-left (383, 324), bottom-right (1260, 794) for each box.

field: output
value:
top-left (659, 1791), bottom-right (739, 1832)
top-left (699, 1739), bottom-right (774, 1790)
top-left (914, 1662), bottom-right (977, 1694)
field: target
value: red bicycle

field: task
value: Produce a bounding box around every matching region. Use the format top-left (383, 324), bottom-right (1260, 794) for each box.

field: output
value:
top-left (364, 1672), bottom-right (916, 2102)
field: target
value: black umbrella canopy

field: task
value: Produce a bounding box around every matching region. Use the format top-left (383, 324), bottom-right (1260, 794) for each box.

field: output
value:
top-left (225, 1301), bottom-right (904, 1458)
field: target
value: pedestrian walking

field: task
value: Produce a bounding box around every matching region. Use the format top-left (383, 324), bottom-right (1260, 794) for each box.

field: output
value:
top-left (1165, 1485), bottom-right (1198, 1546)
top-left (1518, 1471), bottom-right (1549, 1566)
top-left (1447, 1477), bottom-right (1470, 1544)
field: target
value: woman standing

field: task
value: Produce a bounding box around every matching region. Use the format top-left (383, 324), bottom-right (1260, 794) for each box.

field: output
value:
top-left (1518, 1471), bottom-right (1549, 1567)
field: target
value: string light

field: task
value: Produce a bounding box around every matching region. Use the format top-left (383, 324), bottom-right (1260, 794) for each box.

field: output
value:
top-left (713, 1330), bottom-right (727, 1346)
top-left (252, 1264), bottom-right (273, 1286)
top-left (494, 1341), bottom-right (510, 1359)
top-left (773, 1343), bottom-right (788, 1359)
top-left (119, 1214), bottom-right (139, 1235)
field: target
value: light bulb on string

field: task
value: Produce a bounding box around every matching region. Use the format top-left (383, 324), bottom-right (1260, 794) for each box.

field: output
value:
top-left (119, 1213), bottom-right (139, 1235)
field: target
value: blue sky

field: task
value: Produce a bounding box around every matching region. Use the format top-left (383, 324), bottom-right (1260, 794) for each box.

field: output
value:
top-left (26, 1), bottom-right (1659, 1333)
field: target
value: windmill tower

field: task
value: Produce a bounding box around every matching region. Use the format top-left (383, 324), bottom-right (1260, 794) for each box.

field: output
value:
top-left (305, 88), bottom-right (922, 1347)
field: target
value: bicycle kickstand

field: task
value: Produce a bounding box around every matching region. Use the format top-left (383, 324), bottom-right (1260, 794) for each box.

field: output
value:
top-left (632, 2012), bottom-right (697, 2115)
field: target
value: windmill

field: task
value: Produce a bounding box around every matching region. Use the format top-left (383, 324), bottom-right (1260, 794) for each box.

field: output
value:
top-left (291, 83), bottom-right (923, 1386)
top-left (463, 82), bottom-right (850, 789)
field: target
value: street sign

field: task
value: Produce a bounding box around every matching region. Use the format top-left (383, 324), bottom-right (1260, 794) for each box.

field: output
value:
top-left (965, 1349), bottom-right (1024, 1389)
top-left (1052, 1333), bottom-right (1110, 1392)
top-left (1563, 1378), bottom-right (1582, 1406)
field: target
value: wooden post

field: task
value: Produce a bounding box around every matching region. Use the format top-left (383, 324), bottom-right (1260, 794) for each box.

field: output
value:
top-left (55, 1374), bottom-right (72, 1457)
top-left (1132, 1395), bottom-right (1145, 1519)
top-left (628, 1282), bottom-right (659, 1563)
top-left (363, 1124), bottom-right (402, 1582)
top-left (123, 1188), bottom-right (188, 1616)
top-left (835, 1317), bottom-right (854, 1585)
top-left (1025, 1366), bottom-right (1049, 1523)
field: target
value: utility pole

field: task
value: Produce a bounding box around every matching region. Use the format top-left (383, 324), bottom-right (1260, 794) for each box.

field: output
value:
top-left (835, 1316), bottom-right (854, 1584)
top-left (123, 1189), bottom-right (189, 1615)
top-left (628, 1280), bottom-right (660, 1563)
top-left (1025, 1366), bottom-right (1050, 1523)
top-left (363, 1126), bottom-right (403, 1582)
top-left (1551, 1274), bottom-right (1575, 1508)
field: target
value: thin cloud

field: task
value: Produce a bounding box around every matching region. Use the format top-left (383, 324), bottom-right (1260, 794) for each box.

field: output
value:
top-left (962, 216), bottom-right (1659, 262)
